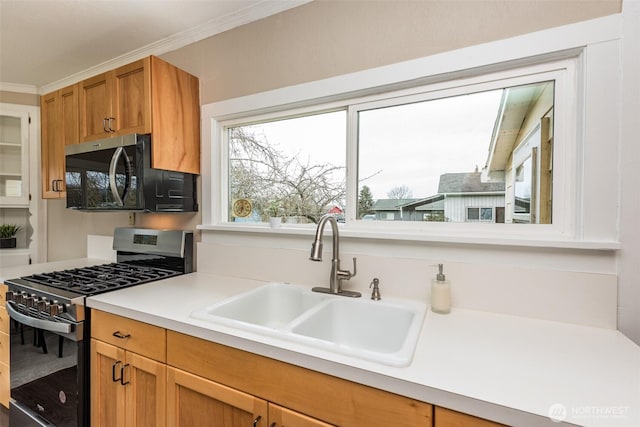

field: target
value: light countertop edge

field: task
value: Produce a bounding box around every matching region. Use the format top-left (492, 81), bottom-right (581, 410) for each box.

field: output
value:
top-left (85, 271), bottom-right (640, 427)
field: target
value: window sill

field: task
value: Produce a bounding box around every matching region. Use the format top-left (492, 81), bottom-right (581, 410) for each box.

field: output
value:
top-left (197, 224), bottom-right (621, 251)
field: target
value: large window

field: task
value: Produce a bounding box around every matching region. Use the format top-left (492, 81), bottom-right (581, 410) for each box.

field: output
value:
top-left (218, 59), bottom-right (571, 230)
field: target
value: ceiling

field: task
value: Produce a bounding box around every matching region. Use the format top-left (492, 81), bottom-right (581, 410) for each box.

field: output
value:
top-left (0, 0), bottom-right (310, 93)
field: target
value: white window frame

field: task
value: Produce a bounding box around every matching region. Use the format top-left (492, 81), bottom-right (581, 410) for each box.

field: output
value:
top-left (200, 15), bottom-right (621, 249)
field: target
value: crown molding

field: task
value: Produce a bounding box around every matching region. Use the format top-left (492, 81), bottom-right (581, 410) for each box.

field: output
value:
top-left (0, 82), bottom-right (38, 94)
top-left (39, 0), bottom-right (312, 95)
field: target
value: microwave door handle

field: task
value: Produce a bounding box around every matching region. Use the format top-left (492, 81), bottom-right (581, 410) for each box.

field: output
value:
top-left (121, 148), bottom-right (132, 204)
top-left (109, 147), bottom-right (126, 206)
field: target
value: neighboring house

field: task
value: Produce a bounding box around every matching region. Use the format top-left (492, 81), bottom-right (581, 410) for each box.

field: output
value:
top-left (370, 172), bottom-right (505, 223)
top-left (369, 198), bottom-right (421, 221)
top-left (436, 172), bottom-right (505, 223)
top-left (481, 81), bottom-right (553, 224)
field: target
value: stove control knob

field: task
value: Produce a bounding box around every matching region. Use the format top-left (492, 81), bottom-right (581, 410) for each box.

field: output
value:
top-left (37, 299), bottom-right (49, 312)
top-left (25, 295), bottom-right (36, 308)
top-left (15, 292), bottom-right (25, 305)
top-left (5, 291), bottom-right (14, 302)
top-left (49, 302), bottom-right (64, 316)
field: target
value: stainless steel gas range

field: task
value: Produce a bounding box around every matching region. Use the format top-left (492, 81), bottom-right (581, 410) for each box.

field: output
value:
top-left (4, 227), bottom-right (193, 427)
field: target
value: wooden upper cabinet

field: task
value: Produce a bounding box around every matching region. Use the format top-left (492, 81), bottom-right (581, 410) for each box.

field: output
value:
top-left (78, 56), bottom-right (200, 174)
top-left (149, 56), bottom-right (200, 175)
top-left (79, 71), bottom-right (114, 141)
top-left (113, 59), bottom-right (151, 136)
top-left (41, 83), bottom-right (79, 198)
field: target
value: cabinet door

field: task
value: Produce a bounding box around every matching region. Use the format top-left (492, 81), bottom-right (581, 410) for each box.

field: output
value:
top-left (269, 404), bottom-right (335, 427)
top-left (167, 366), bottom-right (268, 427)
top-left (0, 106), bottom-right (30, 205)
top-left (91, 339), bottom-right (126, 427)
top-left (60, 84), bottom-right (79, 147)
top-left (435, 407), bottom-right (506, 427)
top-left (125, 351), bottom-right (166, 427)
top-left (112, 58), bottom-right (151, 136)
top-left (80, 71), bottom-right (113, 142)
top-left (41, 91), bottom-right (65, 198)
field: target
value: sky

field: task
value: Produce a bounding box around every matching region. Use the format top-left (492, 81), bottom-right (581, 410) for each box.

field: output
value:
top-left (234, 88), bottom-right (503, 201)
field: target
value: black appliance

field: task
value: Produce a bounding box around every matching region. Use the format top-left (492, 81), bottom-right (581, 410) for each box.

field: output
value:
top-left (4, 227), bottom-right (193, 427)
top-left (64, 134), bottom-right (198, 212)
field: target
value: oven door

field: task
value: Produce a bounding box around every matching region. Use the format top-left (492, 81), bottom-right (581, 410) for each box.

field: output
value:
top-left (6, 302), bottom-right (85, 427)
top-left (65, 135), bottom-right (143, 210)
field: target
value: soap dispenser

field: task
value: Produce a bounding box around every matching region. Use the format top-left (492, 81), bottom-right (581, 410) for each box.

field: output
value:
top-left (430, 264), bottom-right (451, 314)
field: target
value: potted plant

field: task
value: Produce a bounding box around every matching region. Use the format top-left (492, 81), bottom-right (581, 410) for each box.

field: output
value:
top-left (0, 224), bottom-right (21, 248)
top-left (267, 201), bottom-right (282, 228)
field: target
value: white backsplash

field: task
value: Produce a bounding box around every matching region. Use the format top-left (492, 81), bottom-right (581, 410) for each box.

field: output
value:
top-left (197, 235), bottom-right (617, 329)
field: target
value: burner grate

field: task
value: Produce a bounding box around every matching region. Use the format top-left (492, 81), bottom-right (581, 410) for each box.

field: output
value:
top-left (20, 263), bottom-right (180, 296)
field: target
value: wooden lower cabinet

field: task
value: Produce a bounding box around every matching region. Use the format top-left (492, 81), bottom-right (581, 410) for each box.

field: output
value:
top-left (91, 339), bottom-right (166, 427)
top-left (166, 366), bottom-right (333, 427)
top-left (167, 366), bottom-right (267, 426)
top-left (434, 407), bottom-right (507, 427)
top-left (90, 311), bottom-right (506, 427)
top-left (167, 331), bottom-right (432, 427)
top-left (269, 404), bottom-right (335, 427)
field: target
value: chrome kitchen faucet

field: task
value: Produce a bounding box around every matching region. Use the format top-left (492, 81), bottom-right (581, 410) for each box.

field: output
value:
top-left (309, 214), bottom-right (361, 297)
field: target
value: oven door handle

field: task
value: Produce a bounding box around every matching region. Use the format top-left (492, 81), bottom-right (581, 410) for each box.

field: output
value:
top-left (5, 302), bottom-right (73, 334)
top-left (109, 146), bottom-right (132, 207)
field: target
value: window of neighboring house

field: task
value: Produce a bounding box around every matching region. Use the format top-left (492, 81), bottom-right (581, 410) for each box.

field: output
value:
top-left (467, 207), bottom-right (480, 221)
top-left (467, 207), bottom-right (494, 222)
top-left (383, 212), bottom-right (395, 220)
top-left (216, 56), bottom-right (574, 230)
top-left (481, 207), bottom-right (493, 221)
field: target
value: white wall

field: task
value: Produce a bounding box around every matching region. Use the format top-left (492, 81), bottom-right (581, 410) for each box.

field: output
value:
top-left (616, 0), bottom-right (640, 344)
top-left (196, 14), bottom-right (631, 337)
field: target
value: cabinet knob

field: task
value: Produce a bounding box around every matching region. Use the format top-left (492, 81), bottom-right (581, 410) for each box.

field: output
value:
top-left (252, 415), bottom-right (262, 427)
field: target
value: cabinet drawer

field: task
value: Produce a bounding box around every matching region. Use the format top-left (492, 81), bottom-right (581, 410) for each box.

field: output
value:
top-left (91, 310), bottom-right (166, 362)
top-left (0, 284), bottom-right (7, 306)
top-left (0, 362), bottom-right (8, 409)
top-left (0, 307), bottom-right (8, 334)
top-left (435, 407), bottom-right (507, 427)
top-left (0, 332), bottom-right (8, 365)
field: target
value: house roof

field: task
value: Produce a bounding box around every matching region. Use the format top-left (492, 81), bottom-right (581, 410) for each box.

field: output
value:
top-left (371, 198), bottom-right (420, 211)
top-left (438, 172), bottom-right (505, 194)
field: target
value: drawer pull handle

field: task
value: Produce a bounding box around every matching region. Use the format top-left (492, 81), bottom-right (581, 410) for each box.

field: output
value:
top-left (252, 415), bottom-right (262, 427)
top-left (112, 331), bottom-right (131, 339)
top-left (112, 361), bottom-right (122, 382)
top-left (120, 363), bottom-right (130, 386)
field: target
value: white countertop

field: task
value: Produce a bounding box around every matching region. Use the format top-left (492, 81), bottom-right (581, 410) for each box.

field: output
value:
top-left (83, 271), bottom-right (640, 427)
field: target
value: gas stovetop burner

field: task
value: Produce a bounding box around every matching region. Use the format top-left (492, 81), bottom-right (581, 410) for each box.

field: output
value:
top-left (19, 262), bottom-right (180, 296)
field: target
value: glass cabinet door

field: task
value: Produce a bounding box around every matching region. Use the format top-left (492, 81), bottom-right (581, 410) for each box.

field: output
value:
top-left (0, 108), bottom-right (29, 206)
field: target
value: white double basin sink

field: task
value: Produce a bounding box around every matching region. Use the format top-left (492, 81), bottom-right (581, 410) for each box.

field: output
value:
top-left (190, 282), bottom-right (427, 367)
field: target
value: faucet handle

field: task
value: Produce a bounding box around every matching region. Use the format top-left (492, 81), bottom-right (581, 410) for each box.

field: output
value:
top-left (337, 257), bottom-right (357, 280)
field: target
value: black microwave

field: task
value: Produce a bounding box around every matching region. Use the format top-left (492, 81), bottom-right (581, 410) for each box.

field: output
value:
top-left (64, 134), bottom-right (198, 212)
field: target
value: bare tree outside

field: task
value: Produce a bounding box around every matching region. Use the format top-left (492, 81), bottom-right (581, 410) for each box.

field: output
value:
top-left (387, 185), bottom-right (413, 199)
top-left (229, 125), bottom-right (346, 224)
